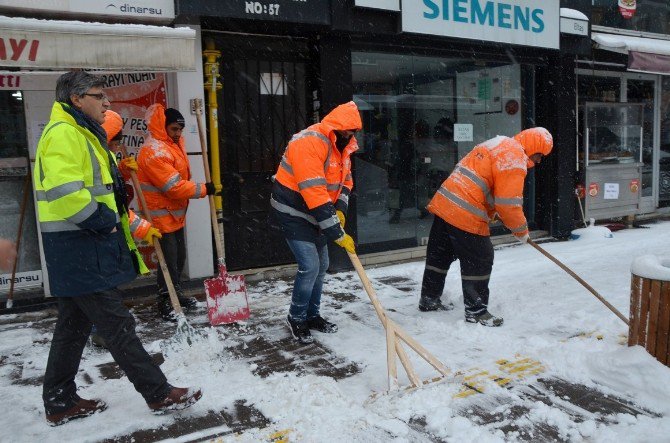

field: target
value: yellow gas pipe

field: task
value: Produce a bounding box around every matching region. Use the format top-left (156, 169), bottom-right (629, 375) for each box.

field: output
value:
top-left (203, 39), bottom-right (223, 211)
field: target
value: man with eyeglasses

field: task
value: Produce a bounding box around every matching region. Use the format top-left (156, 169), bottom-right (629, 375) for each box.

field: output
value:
top-left (418, 127), bottom-right (553, 327)
top-left (35, 71), bottom-right (202, 426)
top-left (136, 104), bottom-right (218, 320)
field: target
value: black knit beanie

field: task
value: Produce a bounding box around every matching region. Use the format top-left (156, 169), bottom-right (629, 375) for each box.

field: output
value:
top-left (164, 108), bottom-right (185, 127)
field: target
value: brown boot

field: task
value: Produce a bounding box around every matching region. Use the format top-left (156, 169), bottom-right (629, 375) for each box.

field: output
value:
top-left (46, 397), bottom-right (107, 426)
top-left (148, 387), bottom-right (202, 413)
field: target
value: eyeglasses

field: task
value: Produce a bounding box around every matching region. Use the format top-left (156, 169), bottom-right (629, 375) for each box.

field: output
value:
top-left (82, 93), bottom-right (109, 101)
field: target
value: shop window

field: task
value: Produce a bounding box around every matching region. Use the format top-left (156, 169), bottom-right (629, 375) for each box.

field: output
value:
top-left (592, 0), bottom-right (670, 35)
top-left (0, 90), bottom-right (41, 293)
top-left (352, 52), bottom-right (530, 251)
top-left (660, 77), bottom-right (670, 207)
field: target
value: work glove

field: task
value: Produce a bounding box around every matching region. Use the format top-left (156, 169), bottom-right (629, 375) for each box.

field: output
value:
top-left (336, 210), bottom-right (346, 228)
top-left (119, 157), bottom-right (138, 172)
top-left (143, 226), bottom-right (162, 244)
top-left (515, 233), bottom-right (530, 244)
top-left (205, 182), bottom-right (221, 196)
top-left (334, 233), bottom-right (356, 254)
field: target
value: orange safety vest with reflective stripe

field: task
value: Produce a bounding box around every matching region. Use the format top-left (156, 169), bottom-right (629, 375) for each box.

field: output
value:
top-left (271, 101), bottom-right (362, 242)
top-left (427, 135), bottom-right (530, 237)
top-left (136, 104), bottom-right (206, 233)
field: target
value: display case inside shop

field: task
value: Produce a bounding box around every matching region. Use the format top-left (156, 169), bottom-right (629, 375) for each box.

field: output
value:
top-left (578, 102), bottom-right (643, 221)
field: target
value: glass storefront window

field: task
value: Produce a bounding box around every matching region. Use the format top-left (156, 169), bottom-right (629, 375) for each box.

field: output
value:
top-left (592, 0), bottom-right (670, 35)
top-left (660, 77), bottom-right (670, 207)
top-left (352, 52), bottom-right (529, 250)
top-left (0, 90), bottom-right (41, 293)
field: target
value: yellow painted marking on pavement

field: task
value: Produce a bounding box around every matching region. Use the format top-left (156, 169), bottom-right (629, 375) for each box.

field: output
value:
top-left (454, 356), bottom-right (544, 399)
top-left (268, 429), bottom-right (291, 442)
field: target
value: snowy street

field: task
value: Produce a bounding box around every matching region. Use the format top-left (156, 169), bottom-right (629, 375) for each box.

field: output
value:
top-left (2, 220), bottom-right (670, 442)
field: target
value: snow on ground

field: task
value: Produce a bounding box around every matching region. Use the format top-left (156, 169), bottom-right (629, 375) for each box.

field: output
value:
top-left (2, 221), bottom-right (670, 442)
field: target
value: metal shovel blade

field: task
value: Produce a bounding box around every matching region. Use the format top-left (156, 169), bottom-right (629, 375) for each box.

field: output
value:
top-left (205, 264), bottom-right (250, 325)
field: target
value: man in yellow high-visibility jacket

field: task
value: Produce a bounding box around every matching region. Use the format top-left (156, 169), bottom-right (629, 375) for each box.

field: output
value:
top-left (35, 71), bottom-right (202, 426)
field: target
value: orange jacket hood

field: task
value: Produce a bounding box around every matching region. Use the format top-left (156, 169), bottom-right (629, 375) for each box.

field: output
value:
top-left (514, 127), bottom-right (553, 168)
top-left (320, 101), bottom-right (362, 133)
top-left (102, 110), bottom-right (123, 143)
top-left (145, 103), bottom-right (183, 147)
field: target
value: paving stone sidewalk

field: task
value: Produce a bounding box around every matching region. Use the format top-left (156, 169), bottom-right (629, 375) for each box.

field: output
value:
top-left (0, 273), bottom-right (661, 442)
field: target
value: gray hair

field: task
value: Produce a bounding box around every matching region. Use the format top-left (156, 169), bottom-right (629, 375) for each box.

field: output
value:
top-left (55, 71), bottom-right (106, 103)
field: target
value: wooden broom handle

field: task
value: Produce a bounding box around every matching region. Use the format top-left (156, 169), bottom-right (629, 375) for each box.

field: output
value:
top-left (528, 239), bottom-right (628, 325)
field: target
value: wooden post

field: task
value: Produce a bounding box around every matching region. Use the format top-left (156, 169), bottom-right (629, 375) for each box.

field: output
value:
top-left (629, 273), bottom-right (670, 366)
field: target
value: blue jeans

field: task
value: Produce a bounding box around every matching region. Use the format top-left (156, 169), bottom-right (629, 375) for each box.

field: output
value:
top-left (286, 239), bottom-right (329, 323)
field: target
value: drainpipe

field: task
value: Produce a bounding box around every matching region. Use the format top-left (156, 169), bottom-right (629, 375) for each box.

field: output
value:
top-left (203, 38), bottom-right (223, 215)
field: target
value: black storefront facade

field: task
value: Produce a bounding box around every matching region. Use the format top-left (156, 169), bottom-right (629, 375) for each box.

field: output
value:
top-left (176, 0), bottom-right (582, 272)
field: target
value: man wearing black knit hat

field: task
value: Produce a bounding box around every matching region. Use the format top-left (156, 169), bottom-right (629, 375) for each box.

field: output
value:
top-left (137, 104), bottom-right (219, 320)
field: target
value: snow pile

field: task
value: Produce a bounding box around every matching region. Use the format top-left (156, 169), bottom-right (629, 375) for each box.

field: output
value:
top-left (571, 218), bottom-right (614, 240)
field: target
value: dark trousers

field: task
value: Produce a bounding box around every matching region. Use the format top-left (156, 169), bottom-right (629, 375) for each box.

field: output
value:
top-left (421, 216), bottom-right (494, 316)
top-left (157, 228), bottom-right (186, 297)
top-left (42, 289), bottom-right (170, 414)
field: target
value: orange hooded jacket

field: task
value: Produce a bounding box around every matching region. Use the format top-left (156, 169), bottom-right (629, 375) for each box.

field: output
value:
top-left (427, 127), bottom-right (553, 237)
top-left (271, 101), bottom-right (362, 243)
top-left (136, 104), bottom-right (207, 233)
top-left (101, 109), bottom-right (151, 241)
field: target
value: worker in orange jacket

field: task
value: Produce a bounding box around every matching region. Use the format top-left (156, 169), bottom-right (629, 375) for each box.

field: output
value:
top-left (136, 105), bottom-right (217, 320)
top-left (419, 127), bottom-right (553, 327)
top-left (271, 101), bottom-right (361, 344)
top-left (102, 110), bottom-right (162, 244)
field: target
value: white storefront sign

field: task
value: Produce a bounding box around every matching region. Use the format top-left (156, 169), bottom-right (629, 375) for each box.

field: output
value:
top-left (355, 0), bottom-right (400, 11)
top-left (401, 0), bottom-right (560, 49)
top-left (0, 0), bottom-right (174, 21)
top-left (604, 183), bottom-right (620, 200)
top-left (560, 17), bottom-right (588, 36)
top-left (0, 270), bottom-right (42, 292)
top-left (454, 123), bottom-right (474, 142)
top-left (0, 16), bottom-right (196, 70)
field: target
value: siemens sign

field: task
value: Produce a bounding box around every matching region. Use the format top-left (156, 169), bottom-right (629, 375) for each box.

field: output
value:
top-left (402, 0), bottom-right (560, 49)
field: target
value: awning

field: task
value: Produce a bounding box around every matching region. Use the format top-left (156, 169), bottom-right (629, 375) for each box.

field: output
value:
top-left (0, 16), bottom-right (196, 71)
top-left (592, 32), bottom-right (670, 75)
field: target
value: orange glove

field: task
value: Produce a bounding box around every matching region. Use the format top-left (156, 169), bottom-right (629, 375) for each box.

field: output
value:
top-left (143, 227), bottom-right (162, 244)
top-left (334, 234), bottom-right (355, 254)
top-left (336, 210), bottom-right (346, 228)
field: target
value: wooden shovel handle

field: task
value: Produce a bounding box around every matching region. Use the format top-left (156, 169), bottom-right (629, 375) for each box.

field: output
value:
top-left (528, 239), bottom-right (628, 325)
top-left (119, 146), bottom-right (183, 315)
top-left (193, 99), bottom-right (225, 265)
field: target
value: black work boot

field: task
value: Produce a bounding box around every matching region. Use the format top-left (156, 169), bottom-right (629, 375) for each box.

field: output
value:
top-left (419, 296), bottom-right (454, 312)
top-left (306, 316), bottom-right (338, 333)
top-left (465, 311), bottom-right (503, 327)
top-left (286, 315), bottom-right (314, 344)
top-left (158, 297), bottom-right (178, 322)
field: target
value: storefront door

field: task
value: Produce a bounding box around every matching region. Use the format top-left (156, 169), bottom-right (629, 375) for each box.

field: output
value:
top-left (0, 90), bottom-right (42, 296)
top-left (217, 35), bottom-right (315, 270)
top-left (625, 75), bottom-right (657, 213)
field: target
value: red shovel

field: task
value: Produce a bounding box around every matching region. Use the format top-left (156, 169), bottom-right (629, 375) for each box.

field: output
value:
top-left (194, 99), bottom-right (250, 325)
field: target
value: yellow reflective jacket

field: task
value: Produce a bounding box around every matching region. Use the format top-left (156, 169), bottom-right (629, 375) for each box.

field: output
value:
top-left (34, 102), bottom-right (148, 296)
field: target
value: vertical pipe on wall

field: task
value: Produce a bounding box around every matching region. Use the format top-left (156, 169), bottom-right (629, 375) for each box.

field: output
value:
top-left (203, 39), bottom-right (223, 213)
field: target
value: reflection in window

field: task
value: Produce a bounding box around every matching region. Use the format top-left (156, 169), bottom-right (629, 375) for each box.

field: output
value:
top-left (352, 52), bottom-right (528, 249)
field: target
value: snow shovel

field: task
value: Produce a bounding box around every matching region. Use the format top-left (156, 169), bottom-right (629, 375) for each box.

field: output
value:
top-left (347, 251), bottom-right (451, 392)
top-left (527, 239), bottom-right (629, 325)
top-left (6, 173), bottom-right (30, 309)
top-left (193, 98), bottom-right (249, 325)
top-left (119, 145), bottom-right (204, 346)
